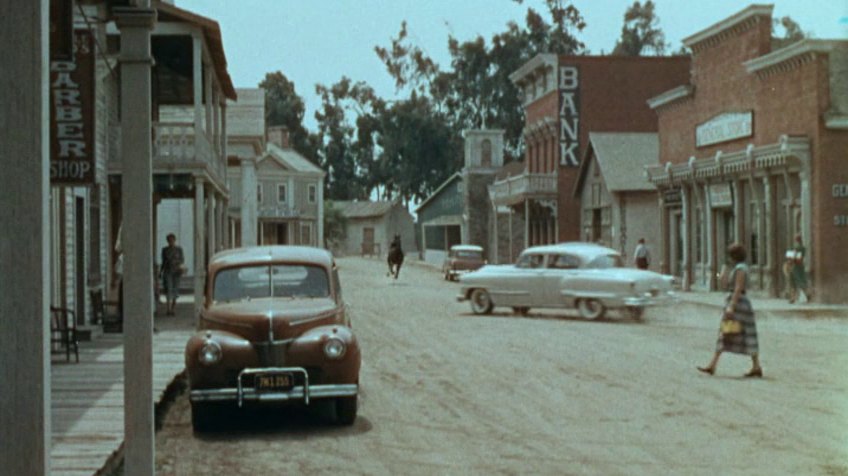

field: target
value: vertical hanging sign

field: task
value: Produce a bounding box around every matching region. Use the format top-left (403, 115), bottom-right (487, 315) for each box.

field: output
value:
top-left (50, 29), bottom-right (95, 185)
top-left (558, 64), bottom-right (580, 167)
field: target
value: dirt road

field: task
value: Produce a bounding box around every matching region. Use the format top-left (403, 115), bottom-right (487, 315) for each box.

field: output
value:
top-left (155, 257), bottom-right (848, 475)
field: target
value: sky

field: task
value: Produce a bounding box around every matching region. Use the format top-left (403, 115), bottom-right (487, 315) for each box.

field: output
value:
top-left (178, 0), bottom-right (848, 130)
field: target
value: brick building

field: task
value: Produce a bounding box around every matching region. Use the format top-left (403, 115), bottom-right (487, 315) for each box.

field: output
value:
top-left (491, 54), bottom-right (690, 252)
top-left (644, 5), bottom-right (848, 303)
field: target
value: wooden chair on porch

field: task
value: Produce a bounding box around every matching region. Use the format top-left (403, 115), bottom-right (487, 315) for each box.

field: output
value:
top-left (90, 288), bottom-right (122, 333)
top-left (50, 306), bottom-right (79, 363)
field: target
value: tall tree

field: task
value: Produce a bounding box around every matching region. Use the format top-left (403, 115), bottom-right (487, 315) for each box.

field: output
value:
top-left (611, 1), bottom-right (668, 56)
top-left (259, 71), bottom-right (319, 161)
top-left (376, 1), bottom-right (586, 159)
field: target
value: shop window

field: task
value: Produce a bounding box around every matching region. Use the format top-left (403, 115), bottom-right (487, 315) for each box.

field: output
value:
top-left (277, 184), bottom-right (287, 203)
top-left (257, 184), bottom-right (263, 204)
top-left (308, 184), bottom-right (317, 203)
top-left (694, 208), bottom-right (703, 263)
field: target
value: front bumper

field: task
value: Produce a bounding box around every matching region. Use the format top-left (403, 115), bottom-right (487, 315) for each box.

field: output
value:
top-left (189, 366), bottom-right (358, 407)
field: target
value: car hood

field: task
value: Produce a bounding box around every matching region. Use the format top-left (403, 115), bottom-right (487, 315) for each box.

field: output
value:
top-left (202, 298), bottom-right (340, 342)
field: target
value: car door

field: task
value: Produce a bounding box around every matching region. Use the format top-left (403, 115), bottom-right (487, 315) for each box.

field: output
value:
top-left (489, 252), bottom-right (546, 307)
top-left (542, 253), bottom-right (581, 307)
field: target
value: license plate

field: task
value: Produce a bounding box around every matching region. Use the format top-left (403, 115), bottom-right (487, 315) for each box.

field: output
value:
top-left (255, 373), bottom-right (293, 391)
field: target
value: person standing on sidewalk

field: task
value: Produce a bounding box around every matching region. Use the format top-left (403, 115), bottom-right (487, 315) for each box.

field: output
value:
top-left (788, 234), bottom-right (813, 303)
top-left (160, 233), bottom-right (185, 316)
top-left (634, 238), bottom-right (650, 270)
top-left (697, 243), bottom-right (763, 378)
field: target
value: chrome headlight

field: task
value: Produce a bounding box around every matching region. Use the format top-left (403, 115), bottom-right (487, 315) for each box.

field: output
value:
top-left (323, 337), bottom-right (346, 359)
top-left (198, 340), bottom-right (222, 366)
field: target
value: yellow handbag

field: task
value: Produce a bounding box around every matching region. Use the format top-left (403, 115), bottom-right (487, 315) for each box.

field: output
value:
top-left (720, 319), bottom-right (742, 335)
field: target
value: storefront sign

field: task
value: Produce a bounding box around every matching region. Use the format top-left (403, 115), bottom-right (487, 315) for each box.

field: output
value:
top-left (50, 30), bottom-right (95, 185)
top-left (709, 183), bottom-right (733, 208)
top-left (696, 111), bottom-right (752, 147)
top-left (558, 65), bottom-right (580, 167)
top-left (663, 187), bottom-right (682, 205)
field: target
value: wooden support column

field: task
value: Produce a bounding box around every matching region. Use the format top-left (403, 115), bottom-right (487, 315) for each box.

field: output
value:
top-left (208, 191), bottom-right (217, 258)
top-left (193, 178), bottom-right (205, 318)
top-left (0, 0), bottom-right (50, 472)
top-left (317, 177), bottom-right (325, 247)
top-left (115, 5), bottom-right (157, 475)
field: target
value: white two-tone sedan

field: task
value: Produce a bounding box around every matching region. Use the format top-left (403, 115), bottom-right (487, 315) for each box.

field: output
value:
top-left (457, 242), bottom-right (676, 320)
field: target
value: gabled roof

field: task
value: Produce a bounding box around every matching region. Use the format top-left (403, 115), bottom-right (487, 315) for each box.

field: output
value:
top-left (574, 133), bottom-right (658, 196)
top-left (332, 200), bottom-right (396, 219)
top-left (261, 143), bottom-right (325, 176)
top-left (415, 172), bottom-right (462, 213)
top-left (155, 1), bottom-right (236, 100)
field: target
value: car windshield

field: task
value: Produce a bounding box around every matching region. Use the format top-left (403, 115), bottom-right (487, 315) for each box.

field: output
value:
top-left (454, 250), bottom-right (482, 259)
top-left (585, 254), bottom-right (624, 269)
top-left (213, 264), bottom-right (330, 302)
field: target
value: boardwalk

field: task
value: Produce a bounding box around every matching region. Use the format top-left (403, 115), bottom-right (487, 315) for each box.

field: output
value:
top-left (50, 302), bottom-right (194, 475)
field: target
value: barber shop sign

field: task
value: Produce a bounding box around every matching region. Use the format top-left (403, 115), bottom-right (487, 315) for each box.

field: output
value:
top-left (50, 30), bottom-right (95, 185)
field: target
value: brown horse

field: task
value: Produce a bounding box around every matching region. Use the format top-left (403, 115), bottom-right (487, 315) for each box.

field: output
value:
top-left (386, 234), bottom-right (404, 279)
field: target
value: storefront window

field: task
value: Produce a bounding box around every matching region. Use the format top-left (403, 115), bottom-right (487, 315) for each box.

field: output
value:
top-left (750, 203), bottom-right (759, 265)
top-left (695, 208), bottom-right (702, 263)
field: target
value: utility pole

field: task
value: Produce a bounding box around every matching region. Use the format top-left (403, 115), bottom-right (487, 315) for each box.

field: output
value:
top-left (114, 3), bottom-right (157, 474)
top-left (0, 0), bottom-right (50, 474)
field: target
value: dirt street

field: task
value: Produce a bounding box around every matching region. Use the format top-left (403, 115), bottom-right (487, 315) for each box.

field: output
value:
top-left (155, 257), bottom-right (848, 475)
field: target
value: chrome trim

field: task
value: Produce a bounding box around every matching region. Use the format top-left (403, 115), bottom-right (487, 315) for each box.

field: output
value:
top-left (237, 367), bottom-right (309, 407)
top-left (191, 383), bottom-right (359, 404)
top-left (490, 290), bottom-right (530, 297)
top-left (289, 310), bottom-right (337, 326)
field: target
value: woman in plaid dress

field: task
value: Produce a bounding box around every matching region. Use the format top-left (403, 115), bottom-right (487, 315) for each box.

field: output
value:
top-left (697, 243), bottom-right (763, 378)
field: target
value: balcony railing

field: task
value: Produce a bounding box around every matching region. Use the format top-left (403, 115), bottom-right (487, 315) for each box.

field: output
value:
top-left (258, 205), bottom-right (301, 219)
top-left (151, 122), bottom-right (225, 185)
top-left (490, 172), bottom-right (557, 206)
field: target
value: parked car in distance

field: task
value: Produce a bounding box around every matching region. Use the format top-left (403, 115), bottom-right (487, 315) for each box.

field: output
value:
top-left (457, 242), bottom-right (676, 320)
top-left (185, 246), bottom-right (360, 431)
top-left (442, 244), bottom-right (486, 281)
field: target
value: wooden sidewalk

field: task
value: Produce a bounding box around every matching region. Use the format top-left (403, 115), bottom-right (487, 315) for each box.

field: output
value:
top-left (50, 303), bottom-right (195, 475)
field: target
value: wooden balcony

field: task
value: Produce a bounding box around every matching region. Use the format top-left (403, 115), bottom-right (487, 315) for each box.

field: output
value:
top-left (490, 172), bottom-right (558, 206)
top-left (152, 122), bottom-right (226, 186)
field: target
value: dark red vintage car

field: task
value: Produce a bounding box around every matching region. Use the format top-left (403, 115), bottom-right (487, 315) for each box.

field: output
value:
top-left (185, 246), bottom-right (360, 431)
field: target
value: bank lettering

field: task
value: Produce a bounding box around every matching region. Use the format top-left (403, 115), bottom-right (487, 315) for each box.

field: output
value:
top-left (558, 65), bottom-right (579, 167)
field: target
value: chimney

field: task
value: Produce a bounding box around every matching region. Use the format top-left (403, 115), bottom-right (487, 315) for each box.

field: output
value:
top-left (267, 125), bottom-right (290, 149)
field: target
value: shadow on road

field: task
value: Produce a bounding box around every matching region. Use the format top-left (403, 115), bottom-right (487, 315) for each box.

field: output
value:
top-left (456, 310), bottom-right (646, 325)
top-left (193, 404), bottom-right (374, 440)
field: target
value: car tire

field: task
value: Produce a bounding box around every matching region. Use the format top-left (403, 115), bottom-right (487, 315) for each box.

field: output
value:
top-left (469, 288), bottom-right (494, 315)
top-left (626, 306), bottom-right (645, 320)
top-left (577, 299), bottom-right (605, 320)
top-left (335, 396), bottom-right (358, 426)
top-left (512, 306), bottom-right (530, 316)
top-left (190, 402), bottom-right (219, 433)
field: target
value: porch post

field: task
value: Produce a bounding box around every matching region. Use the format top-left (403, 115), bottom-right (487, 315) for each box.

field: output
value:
top-left (115, 5), bottom-right (157, 475)
top-left (524, 199), bottom-right (530, 248)
top-left (207, 192), bottom-right (216, 258)
top-left (763, 175), bottom-right (776, 296)
top-left (194, 178), bottom-right (205, 317)
top-left (318, 177), bottom-right (325, 247)
top-left (681, 185), bottom-right (691, 290)
top-left (240, 158), bottom-right (257, 247)
top-left (0, 0), bottom-right (50, 472)
top-left (492, 204), bottom-right (499, 264)
top-left (192, 34), bottom-right (203, 143)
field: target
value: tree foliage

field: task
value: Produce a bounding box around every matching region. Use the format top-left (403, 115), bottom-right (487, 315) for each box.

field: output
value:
top-left (259, 71), bottom-right (320, 161)
top-left (266, 1), bottom-right (590, 205)
top-left (772, 16), bottom-right (807, 49)
top-left (323, 200), bottom-right (348, 250)
top-left (611, 1), bottom-right (668, 56)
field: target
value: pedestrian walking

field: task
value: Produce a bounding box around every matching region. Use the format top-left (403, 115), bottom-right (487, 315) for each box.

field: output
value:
top-left (160, 233), bottom-right (185, 316)
top-left (634, 238), bottom-right (650, 270)
top-left (787, 234), bottom-right (813, 303)
top-left (697, 243), bottom-right (763, 378)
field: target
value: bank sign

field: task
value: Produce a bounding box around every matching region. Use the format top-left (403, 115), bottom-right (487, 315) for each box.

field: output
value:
top-left (559, 65), bottom-right (580, 167)
top-left (50, 30), bottom-right (95, 185)
top-left (695, 111), bottom-right (752, 148)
